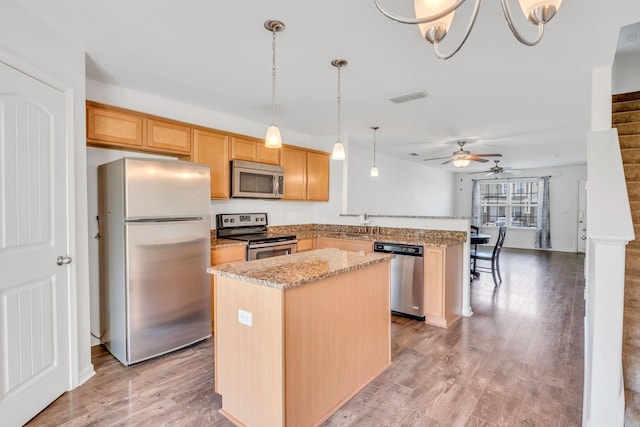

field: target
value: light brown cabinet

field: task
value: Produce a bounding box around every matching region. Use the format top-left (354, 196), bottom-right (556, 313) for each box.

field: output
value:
top-left (306, 151), bottom-right (330, 201)
top-left (210, 245), bottom-right (246, 332)
top-left (193, 129), bottom-right (230, 199)
top-left (86, 101), bottom-right (329, 201)
top-left (230, 136), bottom-right (281, 165)
top-left (87, 101), bottom-right (191, 155)
top-left (281, 146), bottom-right (308, 200)
top-left (214, 258), bottom-right (391, 426)
top-left (281, 146), bottom-right (330, 201)
top-left (296, 237), bottom-right (316, 252)
top-left (87, 103), bottom-right (144, 148)
top-left (317, 237), bottom-right (373, 253)
top-left (423, 244), bottom-right (463, 328)
top-left (146, 119), bottom-right (191, 154)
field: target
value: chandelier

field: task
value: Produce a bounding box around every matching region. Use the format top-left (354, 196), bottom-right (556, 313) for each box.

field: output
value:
top-left (374, 0), bottom-right (563, 60)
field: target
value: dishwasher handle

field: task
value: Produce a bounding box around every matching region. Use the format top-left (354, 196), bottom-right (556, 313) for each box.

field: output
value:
top-left (374, 242), bottom-right (423, 256)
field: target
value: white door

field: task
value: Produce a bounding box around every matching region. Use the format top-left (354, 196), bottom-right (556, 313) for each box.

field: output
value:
top-left (577, 179), bottom-right (587, 253)
top-left (0, 61), bottom-right (71, 426)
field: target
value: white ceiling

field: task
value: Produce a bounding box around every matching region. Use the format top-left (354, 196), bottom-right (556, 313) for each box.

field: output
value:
top-left (19, 0), bottom-right (640, 173)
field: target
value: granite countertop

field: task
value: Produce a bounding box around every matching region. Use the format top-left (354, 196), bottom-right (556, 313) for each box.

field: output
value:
top-left (211, 226), bottom-right (467, 249)
top-left (208, 248), bottom-right (394, 289)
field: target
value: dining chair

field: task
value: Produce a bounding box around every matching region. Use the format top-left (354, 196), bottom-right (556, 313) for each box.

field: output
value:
top-left (470, 225), bottom-right (479, 256)
top-left (470, 225), bottom-right (506, 287)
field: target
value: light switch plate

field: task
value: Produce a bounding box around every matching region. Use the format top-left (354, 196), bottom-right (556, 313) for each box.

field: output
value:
top-left (238, 309), bottom-right (252, 326)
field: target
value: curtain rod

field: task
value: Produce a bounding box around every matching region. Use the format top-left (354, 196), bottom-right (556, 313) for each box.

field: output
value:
top-left (471, 175), bottom-right (552, 182)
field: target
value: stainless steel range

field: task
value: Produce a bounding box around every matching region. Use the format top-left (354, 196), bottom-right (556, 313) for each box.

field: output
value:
top-left (216, 213), bottom-right (297, 260)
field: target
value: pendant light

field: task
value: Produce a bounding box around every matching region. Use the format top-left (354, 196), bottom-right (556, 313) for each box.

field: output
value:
top-left (264, 20), bottom-right (284, 148)
top-left (370, 126), bottom-right (379, 177)
top-left (331, 59), bottom-right (347, 160)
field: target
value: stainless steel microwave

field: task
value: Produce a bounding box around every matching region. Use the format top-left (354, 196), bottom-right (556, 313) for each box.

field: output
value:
top-left (231, 159), bottom-right (284, 199)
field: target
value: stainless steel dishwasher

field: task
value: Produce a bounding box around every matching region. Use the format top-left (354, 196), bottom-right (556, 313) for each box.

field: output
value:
top-left (374, 242), bottom-right (425, 320)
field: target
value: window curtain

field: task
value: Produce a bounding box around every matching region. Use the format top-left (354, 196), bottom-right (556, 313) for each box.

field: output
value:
top-left (535, 176), bottom-right (551, 249)
top-left (471, 180), bottom-right (481, 227)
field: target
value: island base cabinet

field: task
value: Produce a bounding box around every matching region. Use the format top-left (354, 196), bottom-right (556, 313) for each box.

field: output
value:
top-left (215, 278), bottom-right (284, 426)
top-left (214, 262), bottom-right (391, 427)
top-left (423, 244), bottom-right (463, 328)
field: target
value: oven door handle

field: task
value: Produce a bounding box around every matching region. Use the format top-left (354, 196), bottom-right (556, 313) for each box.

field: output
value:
top-left (249, 240), bottom-right (298, 249)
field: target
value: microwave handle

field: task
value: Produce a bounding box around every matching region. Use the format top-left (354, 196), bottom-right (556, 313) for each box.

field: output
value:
top-left (273, 175), bottom-right (279, 197)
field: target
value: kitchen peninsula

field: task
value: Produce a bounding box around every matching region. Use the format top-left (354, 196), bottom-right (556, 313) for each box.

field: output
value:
top-left (208, 248), bottom-right (394, 427)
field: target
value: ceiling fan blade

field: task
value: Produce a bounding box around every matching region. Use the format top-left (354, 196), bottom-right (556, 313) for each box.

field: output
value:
top-left (472, 158), bottom-right (489, 163)
top-left (441, 159), bottom-right (452, 165)
top-left (470, 153), bottom-right (502, 158)
top-left (422, 156), bottom-right (452, 161)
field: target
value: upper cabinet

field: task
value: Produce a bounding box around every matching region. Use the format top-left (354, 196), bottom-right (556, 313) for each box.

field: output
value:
top-left (281, 146), bottom-right (307, 200)
top-left (307, 151), bottom-right (330, 201)
top-left (230, 136), bottom-right (280, 165)
top-left (146, 119), bottom-right (191, 154)
top-left (87, 103), bottom-right (144, 148)
top-left (87, 101), bottom-right (190, 155)
top-left (281, 146), bottom-right (330, 201)
top-left (86, 101), bottom-right (328, 201)
top-left (193, 129), bottom-right (230, 199)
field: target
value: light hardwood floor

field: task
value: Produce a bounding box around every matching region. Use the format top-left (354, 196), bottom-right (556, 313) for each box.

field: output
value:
top-left (26, 248), bottom-right (584, 426)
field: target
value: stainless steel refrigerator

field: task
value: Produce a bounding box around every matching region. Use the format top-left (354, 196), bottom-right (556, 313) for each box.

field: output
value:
top-left (98, 157), bottom-right (211, 366)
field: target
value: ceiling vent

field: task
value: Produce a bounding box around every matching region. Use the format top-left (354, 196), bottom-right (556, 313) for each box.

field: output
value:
top-left (389, 90), bottom-right (429, 104)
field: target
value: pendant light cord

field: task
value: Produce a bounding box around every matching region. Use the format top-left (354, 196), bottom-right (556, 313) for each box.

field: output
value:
top-left (373, 127), bottom-right (377, 166)
top-left (271, 30), bottom-right (277, 125)
top-left (337, 65), bottom-right (342, 141)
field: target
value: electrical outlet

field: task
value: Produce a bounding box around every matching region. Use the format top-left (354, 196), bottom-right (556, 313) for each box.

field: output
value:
top-left (238, 309), bottom-right (252, 326)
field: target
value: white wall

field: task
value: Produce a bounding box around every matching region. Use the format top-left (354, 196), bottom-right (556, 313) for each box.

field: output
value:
top-left (453, 164), bottom-right (587, 252)
top-left (613, 50), bottom-right (640, 95)
top-left (346, 144), bottom-right (455, 217)
top-left (1, 1), bottom-right (93, 385)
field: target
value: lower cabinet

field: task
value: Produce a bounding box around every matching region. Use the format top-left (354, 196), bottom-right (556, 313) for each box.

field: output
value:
top-left (296, 237), bottom-right (316, 252)
top-left (210, 245), bottom-right (246, 332)
top-left (316, 237), bottom-right (373, 253)
top-left (423, 244), bottom-right (463, 328)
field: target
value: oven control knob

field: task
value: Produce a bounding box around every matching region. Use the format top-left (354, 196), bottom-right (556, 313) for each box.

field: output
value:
top-left (230, 219), bottom-right (235, 223)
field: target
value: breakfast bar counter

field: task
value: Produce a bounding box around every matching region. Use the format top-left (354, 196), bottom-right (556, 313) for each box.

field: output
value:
top-left (208, 248), bottom-right (393, 427)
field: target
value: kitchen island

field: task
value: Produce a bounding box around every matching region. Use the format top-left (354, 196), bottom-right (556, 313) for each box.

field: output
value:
top-left (208, 248), bottom-right (394, 427)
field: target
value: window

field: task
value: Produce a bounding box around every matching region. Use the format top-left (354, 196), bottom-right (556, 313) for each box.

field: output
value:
top-left (478, 179), bottom-right (538, 228)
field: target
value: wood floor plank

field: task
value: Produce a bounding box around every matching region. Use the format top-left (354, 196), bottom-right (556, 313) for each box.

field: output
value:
top-left (26, 248), bottom-right (583, 427)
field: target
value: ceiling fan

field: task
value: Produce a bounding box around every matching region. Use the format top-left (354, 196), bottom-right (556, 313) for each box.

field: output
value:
top-left (469, 160), bottom-right (522, 177)
top-left (422, 141), bottom-right (502, 167)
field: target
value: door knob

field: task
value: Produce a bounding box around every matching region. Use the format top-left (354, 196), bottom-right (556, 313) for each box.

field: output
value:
top-left (57, 255), bottom-right (72, 266)
top-left (581, 236), bottom-right (587, 240)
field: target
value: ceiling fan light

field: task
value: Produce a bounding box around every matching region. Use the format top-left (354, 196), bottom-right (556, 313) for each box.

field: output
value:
top-left (332, 141), bottom-right (346, 160)
top-left (518, 0), bottom-right (562, 24)
top-left (414, 0), bottom-right (456, 43)
top-left (370, 166), bottom-right (379, 177)
top-left (265, 125), bottom-right (282, 148)
top-left (452, 158), bottom-right (471, 168)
